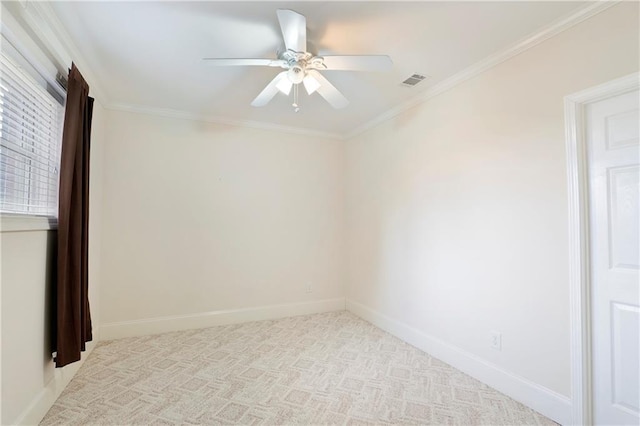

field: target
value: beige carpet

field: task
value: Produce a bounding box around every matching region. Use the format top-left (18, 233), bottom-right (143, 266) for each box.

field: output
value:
top-left (41, 311), bottom-right (555, 425)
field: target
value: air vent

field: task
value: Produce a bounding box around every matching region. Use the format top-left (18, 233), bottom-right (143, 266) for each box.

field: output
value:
top-left (401, 74), bottom-right (427, 87)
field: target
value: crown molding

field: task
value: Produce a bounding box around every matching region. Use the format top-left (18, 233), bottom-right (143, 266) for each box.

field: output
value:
top-left (344, 0), bottom-right (620, 140)
top-left (36, 0), bottom-right (617, 141)
top-left (17, 1), bottom-right (110, 106)
top-left (105, 103), bottom-right (345, 140)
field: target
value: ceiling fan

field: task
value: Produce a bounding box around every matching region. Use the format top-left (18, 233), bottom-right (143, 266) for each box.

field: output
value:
top-left (202, 9), bottom-right (393, 111)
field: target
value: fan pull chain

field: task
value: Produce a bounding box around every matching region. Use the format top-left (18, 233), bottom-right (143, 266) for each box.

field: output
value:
top-left (292, 84), bottom-right (300, 113)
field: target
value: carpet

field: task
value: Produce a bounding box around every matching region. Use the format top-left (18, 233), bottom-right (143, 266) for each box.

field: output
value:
top-left (40, 311), bottom-right (555, 425)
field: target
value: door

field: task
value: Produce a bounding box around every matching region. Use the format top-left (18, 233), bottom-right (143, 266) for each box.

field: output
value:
top-left (587, 89), bottom-right (640, 425)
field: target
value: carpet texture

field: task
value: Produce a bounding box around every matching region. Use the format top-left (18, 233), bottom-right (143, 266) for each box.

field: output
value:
top-left (41, 311), bottom-right (555, 425)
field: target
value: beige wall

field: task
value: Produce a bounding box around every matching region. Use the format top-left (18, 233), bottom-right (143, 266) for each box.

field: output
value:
top-left (0, 101), bottom-right (106, 425)
top-left (1, 230), bottom-right (56, 425)
top-left (345, 2), bottom-right (639, 398)
top-left (99, 110), bottom-right (345, 325)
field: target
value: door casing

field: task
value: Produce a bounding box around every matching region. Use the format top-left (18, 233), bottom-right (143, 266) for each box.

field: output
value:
top-left (564, 72), bottom-right (640, 425)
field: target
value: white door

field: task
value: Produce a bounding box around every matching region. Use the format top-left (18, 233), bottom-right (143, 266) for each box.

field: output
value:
top-left (587, 89), bottom-right (640, 425)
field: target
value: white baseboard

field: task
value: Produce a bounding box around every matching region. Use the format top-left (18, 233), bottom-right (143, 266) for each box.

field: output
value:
top-left (100, 298), bottom-right (346, 340)
top-left (346, 299), bottom-right (572, 425)
top-left (13, 338), bottom-right (98, 426)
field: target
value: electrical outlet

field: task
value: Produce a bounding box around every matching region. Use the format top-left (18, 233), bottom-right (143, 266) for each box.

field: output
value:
top-left (306, 282), bottom-right (313, 294)
top-left (490, 331), bottom-right (502, 351)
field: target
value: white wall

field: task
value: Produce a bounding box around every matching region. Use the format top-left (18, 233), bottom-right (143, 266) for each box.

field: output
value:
top-left (1, 229), bottom-right (56, 425)
top-left (99, 110), bottom-right (345, 330)
top-left (345, 0), bottom-right (638, 402)
top-left (0, 101), bottom-right (106, 425)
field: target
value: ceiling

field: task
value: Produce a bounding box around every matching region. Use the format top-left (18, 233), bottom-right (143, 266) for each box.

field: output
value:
top-left (49, 1), bottom-right (587, 136)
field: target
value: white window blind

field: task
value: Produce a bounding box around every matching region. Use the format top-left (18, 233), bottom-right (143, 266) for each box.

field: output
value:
top-left (0, 52), bottom-right (64, 217)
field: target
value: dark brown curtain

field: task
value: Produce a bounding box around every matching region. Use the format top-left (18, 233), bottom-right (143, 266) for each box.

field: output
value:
top-left (55, 63), bottom-right (94, 368)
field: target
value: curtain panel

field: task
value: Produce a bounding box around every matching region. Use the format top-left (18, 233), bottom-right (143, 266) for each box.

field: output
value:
top-left (55, 63), bottom-right (94, 368)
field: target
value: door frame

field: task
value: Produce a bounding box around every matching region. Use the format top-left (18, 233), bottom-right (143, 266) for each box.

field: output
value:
top-left (565, 72), bottom-right (639, 425)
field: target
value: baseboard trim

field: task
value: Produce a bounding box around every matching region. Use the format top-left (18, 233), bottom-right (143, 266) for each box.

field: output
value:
top-left (13, 339), bottom-right (98, 426)
top-left (100, 298), bottom-right (346, 340)
top-left (346, 299), bottom-right (572, 425)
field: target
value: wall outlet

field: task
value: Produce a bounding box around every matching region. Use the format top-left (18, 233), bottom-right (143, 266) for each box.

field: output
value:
top-left (306, 282), bottom-right (313, 293)
top-left (490, 331), bottom-right (502, 351)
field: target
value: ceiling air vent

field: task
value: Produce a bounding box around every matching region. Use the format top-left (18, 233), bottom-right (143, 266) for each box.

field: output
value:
top-left (401, 74), bottom-right (427, 87)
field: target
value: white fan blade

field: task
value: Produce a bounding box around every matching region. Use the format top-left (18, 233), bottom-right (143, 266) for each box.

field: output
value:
top-left (277, 9), bottom-right (306, 53)
top-left (320, 55), bottom-right (393, 72)
top-left (251, 72), bottom-right (289, 107)
top-left (302, 74), bottom-right (320, 95)
top-left (276, 78), bottom-right (293, 95)
top-left (307, 70), bottom-right (348, 109)
top-left (202, 58), bottom-right (286, 67)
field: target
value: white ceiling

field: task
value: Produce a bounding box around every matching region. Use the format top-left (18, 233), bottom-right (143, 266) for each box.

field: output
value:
top-left (49, 1), bottom-right (587, 136)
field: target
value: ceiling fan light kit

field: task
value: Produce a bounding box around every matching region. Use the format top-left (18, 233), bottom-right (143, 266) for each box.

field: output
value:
top-left (203, 9), bottom-right (393, 112)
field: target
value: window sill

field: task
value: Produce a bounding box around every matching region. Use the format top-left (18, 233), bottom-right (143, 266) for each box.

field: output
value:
top-left (0, 214), bottom-right (58, 233)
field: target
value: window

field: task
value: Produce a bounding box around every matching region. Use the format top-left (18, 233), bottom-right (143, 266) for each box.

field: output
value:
top-left (0, 52), bottom-right (64, 217)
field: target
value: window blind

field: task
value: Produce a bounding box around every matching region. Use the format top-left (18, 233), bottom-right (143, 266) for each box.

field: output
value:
top-left (0, 52), bottom-right (64, 217)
